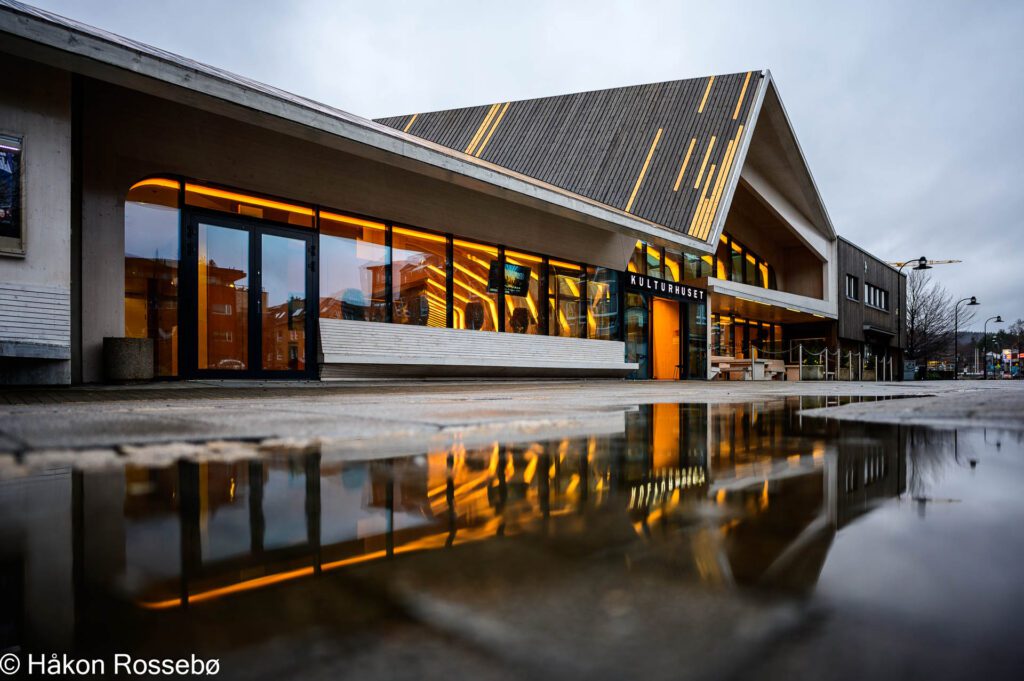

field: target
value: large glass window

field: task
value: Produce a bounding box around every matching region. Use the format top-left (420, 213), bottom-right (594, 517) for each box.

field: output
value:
top-left (197, 222), bottom-right (249, 370)
top-left (0, 134), bottom-right (23, 245)
top-left (504, 249), bottom-right (543, 334)
top-left (628, 240), bottom-right (645, 274)
top-left (646, 245), bottom-right (663, 279)
top-left (549, 260), bottom-right (584, 337)
top-left (392, 227), bottom-right (447, 327)
top-left (730, 241), bottom-right (744, 284)
top-left (124, 178), bottom-right (181, 376)
top-left (319, 211), bottom-right (388, 322)
top-left (453, 239), bottom-right (499, 331)
top-left (587, 267), bottom-right (620, 341)
top-left (687, 302), bottom-right (707, 378)
top-left (664, 250), bottom-right (682, 282)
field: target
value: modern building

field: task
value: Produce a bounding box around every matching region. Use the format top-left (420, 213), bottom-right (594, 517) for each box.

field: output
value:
top-left (836, 238), bottom-right (907, 380)
top-left (0, 0), bottom-right (899, 385)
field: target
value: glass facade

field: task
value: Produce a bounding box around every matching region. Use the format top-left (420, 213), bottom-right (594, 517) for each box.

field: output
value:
top-left (319, 212), bottom-right (387, 322)
top-left (505, 249), bottom-right (543, 334)
top-left (549, 260), bottom-right (584, 337)
top-left (587, 267), bottom-right (620, 341)
top-left (711, 314), bottom-right (783, 359)
top-left (124, 177), bottom-right (714, 379)
top-left (392, 227), bottom-right (447, 327)
top-left (124, 179), bottom-right (181, 376)
top-left (453, 239), bottom-right (499, 331)
top-left (712, 232), bottom-right (776, 290)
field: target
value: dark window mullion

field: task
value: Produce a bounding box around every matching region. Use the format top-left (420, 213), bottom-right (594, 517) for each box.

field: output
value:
top-left (446, 236), bottom-right (454, 328)
top-left (384, 224), bottom-right (393, 324)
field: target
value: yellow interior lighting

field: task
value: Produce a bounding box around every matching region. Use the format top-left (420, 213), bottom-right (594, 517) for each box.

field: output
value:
top-left (454, 239), bottom-right (498, 255)
top-left (185, 184), bottom-right (313, 217)
top-left (549, 259), bottom-right (581, 271)
top-left (130, 178), bottom-right (180, 192)
top-left (393, 226), bottom-right (447, 243)
top-left (506, 250), bottom-right (542, 263)
top-left (453, 262), bottom-right (489, 288)
top-left (320, 211), bottom-right (385, 231)
top-left (665, 258), bottom-right (680, 280)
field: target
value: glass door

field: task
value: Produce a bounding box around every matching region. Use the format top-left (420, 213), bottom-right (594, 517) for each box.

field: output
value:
top-left (625, 293), bottom-right (649, 379)
top-left (184, 213), bottom-right (315, 378)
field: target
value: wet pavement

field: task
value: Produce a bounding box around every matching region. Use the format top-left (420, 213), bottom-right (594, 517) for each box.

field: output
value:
top-left (2, 396), bottom-right (1023, 680)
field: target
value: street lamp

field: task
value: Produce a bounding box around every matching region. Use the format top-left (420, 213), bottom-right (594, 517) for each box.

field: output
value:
top-left (983, 315), bottom-right (1003, 380)
top-left (896, 256), bottom-right (931, 379)
top-left (953, 296), bottom-right (979, 380)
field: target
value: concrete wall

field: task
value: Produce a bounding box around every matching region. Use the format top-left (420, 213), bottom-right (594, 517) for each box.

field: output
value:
top-left (723, 180), bottom-right (826, 300)
top-left (0, 55), bottom-right (71, 384)
top-left (78, 79), bottom-right (635, 382)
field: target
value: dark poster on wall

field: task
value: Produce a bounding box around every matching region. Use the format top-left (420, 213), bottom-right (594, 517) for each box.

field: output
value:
top-left (487, 261), bottom-right (531, 296)
top-left (0, 136), bottom-right (21, 240)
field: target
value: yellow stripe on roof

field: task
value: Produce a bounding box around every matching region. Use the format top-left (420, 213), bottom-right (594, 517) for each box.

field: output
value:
top-left (732, 72), bottom-right (752, 120)
top-left (402, 113), bottom-right (418, 133)
top-left (465, 103), bottom-right (500, 155)
top-left (698, 76), bottom-right (715, 113)
top-left (625, 128), bottom-right (663, 213)
top-left (475, 102), bottom-right (510, 157)
top-left (673, 138), bottom-right (697, 192)
top-left (693, 136), bottom-right (716, 189)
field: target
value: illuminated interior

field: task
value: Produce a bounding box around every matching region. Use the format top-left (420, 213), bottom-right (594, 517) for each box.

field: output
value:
top-left (123, 176), bottom-right (713, 378)
top-left (452, 239), bottom-right (499, 331)
top-left (392, 227), bottom-right (447, 328)
top-left (504, 249), bottom-right (542, 334)
top-left (318, 211), bottom-right (388, 322)
top-left (124, 178), bottom-right (180, 376)
top-left (548, 260), bottom-right (583, 337)
top-left (652, 298), bottom-right (681, 379)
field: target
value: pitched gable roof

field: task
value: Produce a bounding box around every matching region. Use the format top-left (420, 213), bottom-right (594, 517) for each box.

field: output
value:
top-left (377, 72), bottom-right (765, 244)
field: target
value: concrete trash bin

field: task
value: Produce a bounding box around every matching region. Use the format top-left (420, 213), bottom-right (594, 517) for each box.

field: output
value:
top-left (103, 337), bottom-right (154, 382)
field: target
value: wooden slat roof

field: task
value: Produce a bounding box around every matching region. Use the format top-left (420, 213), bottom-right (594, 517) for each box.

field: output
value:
top-left (377, 72), bottom-right (764, 242)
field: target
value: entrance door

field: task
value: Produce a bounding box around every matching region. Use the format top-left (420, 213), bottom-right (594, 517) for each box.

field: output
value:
top-left (625, 293), bottom-right (649, 379)
top-left (183, 213), bottom-right (315, 378)
top-left (652, 298), bottom-right (681, 379)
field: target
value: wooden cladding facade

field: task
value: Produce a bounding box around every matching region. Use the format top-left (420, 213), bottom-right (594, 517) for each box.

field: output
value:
top-left (837, 237), bottom-right (906, 349)
top-left (376, 72), bottom-right (762, 243)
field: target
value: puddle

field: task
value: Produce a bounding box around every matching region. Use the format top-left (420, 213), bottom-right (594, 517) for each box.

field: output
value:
top-left (1, 397), bottom-right (1022, 680)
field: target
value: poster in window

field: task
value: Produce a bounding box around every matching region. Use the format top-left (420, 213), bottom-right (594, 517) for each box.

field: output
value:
top-left (0, 135), bottom-right (21, 241)
top-left (487, 260), bottom-right (531, 296)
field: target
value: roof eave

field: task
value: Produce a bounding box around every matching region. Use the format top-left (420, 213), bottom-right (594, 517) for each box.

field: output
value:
top-left (0, 0), bottom-right (714, 254)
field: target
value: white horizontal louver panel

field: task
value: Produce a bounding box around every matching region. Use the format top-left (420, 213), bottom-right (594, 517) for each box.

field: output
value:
top-left (319, 318), bottom-right (630, 372)
top-left (0, 283), bottom-right (71, 346)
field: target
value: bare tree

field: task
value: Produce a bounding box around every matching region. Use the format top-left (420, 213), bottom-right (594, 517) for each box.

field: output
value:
top-left (905, 271), bottom-right (975, 364)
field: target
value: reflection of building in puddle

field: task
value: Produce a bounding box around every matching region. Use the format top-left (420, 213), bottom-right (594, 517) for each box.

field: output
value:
top-left (0, 402), bottom-right (913, 650)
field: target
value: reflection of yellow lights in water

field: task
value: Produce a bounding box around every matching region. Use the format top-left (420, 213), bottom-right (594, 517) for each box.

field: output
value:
top-left (716, 489), bottom-right (727, 505)
top-left (760, 480), bottom-right (769, 511)
top-left (137, 440), bottom-right (691, 611)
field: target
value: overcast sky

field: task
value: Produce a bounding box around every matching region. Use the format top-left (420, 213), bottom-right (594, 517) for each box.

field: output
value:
top-left (31, 0), bottom-right (1024, 328)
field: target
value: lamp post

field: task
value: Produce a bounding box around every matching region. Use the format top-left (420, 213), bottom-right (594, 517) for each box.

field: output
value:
top-left (983, 315), bottom-right (1003, 380)
top-left (953, 296), bottom-right (979, 380)
top-left (896, 256), bottom-right (931, 379)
